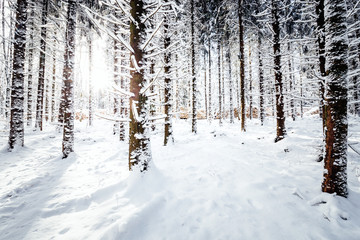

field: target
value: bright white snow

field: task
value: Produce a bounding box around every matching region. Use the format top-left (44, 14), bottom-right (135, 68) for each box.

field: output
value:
top-left (1, 116), bottom-right (360, 240)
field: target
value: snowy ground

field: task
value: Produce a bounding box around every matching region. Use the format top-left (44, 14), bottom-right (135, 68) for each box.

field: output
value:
top-left (1, 115), bottom-right (360, 240)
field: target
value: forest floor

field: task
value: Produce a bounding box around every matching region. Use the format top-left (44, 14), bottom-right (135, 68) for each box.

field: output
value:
top-left (0, 114), bottom-right (360, 240)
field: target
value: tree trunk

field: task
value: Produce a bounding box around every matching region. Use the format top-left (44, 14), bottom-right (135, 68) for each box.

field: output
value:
top-left (272, 0), bottom-right (286, 142)
top-left (26, 1), bottom-right (35, 126)
top-left (119, 34), bottom-right (127, 141)
top-left (316, 0), bottom-right (326, 130)
top-left (3, 0), bottom-right (12, 120)
top-left (35, 0), bottom-right (48, 131)
top-left (191, 0), bottom-right (197, 133)
top-left (322, 0), bottom-right (348, 198)
top-left (51, 37), bottom-right (56, 122)
top-left (226, 31), bottom-right (234, 124)
top-left (164, 6), bottom-right (173, 146)
top-left (221, 44), bottom-right (225, 119)
top-left (258, 33), bottom-right (265, 125)
top-left (8, 0), bottom-right (27, 149)
top-left (217, 37), bottom-right (222, 125)
top-left (249, 44), bottom-right (253, 120)
top-left (88, 33), bottom-right (93, 126)
top-left (208, 38), bottom-right (212, 122)
top-left (239, 0), bottom-right (245, 131)
top-left (113, 29), bottom-right (120, 135)
top-left (62, 0), bottom-right (77, 158)
top-left (288, 42), bottom-right (295, 121)
top-left (128, 0), bottom-right (151, 171)
top-left (204, 53), bottom-right (208, 119)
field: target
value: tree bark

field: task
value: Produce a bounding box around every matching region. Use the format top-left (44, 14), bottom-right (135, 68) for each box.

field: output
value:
top-left (164, 4), bottom-right (173, 146)
top-left (191, 0), bottom-right (197, 133)
top-left (51, 37), bottom-right (56, 122)
top-left (258, 33), bottom-right (265, 125)
top-left (204, 52), bottom-right (207, 119)
top-left (288, 42), bottom-right (295, 121)
top-left (128, 0), bottom-right (151, 171)
top-left (88, 33), bottom-right (93, 126)
top-left (239, 0), bottom-right (245, 131)
top-left (208, 38), bottom-right (212, 122)
top-left (35, 0), bottom-right (48, 131)
top-left (8, 0), bottom-right (27, 149)
top-left (217, 36), bottom-right (222, 125)
top-left (322, 0), bottom-right (348, 197)
top-left (249, 45), bottom-right (253, 120)
top-left (26, 1), bottom-right (35, 126)
top-left (272, 0), bottom-right (286, 142)
top-left (62, 0), bottom-right (77, 158)
top-left (226, 31), bottom-right (234, 124)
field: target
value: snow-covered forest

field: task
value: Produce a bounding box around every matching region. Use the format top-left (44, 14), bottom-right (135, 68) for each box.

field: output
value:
top-left (1, 0), bottom-right (360, 239)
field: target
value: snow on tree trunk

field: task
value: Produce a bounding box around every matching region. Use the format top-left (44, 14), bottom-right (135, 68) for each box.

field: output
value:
top-left (128, 0), bottom-right (151, 171)
top-left (239, 0), bottom-right (245, 131)
top-left (164, 4), bottom-right (174, 146)
top-left (62, 0), bottom-right (77, 158)
top-left (226, 30), bottom-right (234, 124)
top-left (258, 32), bottom-right (265, 125)
top-left (217, 36), bottom-right (222, 126)
top-left (119, 33), bottom-right (127, 141)
top-left (8, 0), bottom-right (27, 150)
top-left (249, 45), bottom-right (253, 120)
top-left (191, 0), bottom-right (197, 134)
top-left (316, 0), bottom-right (326, 130)
top-left (322, 0), bottom-right (349, 198)
top-left (88, 33), bottom-right (93, 126)
top-left (35, 0), bottom-right (48, 131)
top-left (287, 42), bottom-right (295, 121)
top-left (51, 36), bottom-right (56, 122)
top-left (272, 0), bottom-right (286, 142)
top-left (26, 2), bottom-right (35, 126)
top-left (208, 38), bottom-right (212, 122)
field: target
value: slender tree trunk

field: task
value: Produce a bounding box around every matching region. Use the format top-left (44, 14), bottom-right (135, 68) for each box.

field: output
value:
top-left (299, 46), bottom-right (304, 118)
top-left (322, 0), bottom-right (348, 197)
top-left (204, 53), bottom-right (207, 119)
top-left (3, 0), bottom-right (12, 120)
top-left (119, 34), bottom-right (127, 140)
top-left (164, 7), bottom-right (173, 146)
top-left (113, 30), bottom-right (120, 135)
top-left (258, 33), bottom-right (265, 125)
top-left (272, 0), bottom-right (286, 142)
top-left (26, 2), bottom-right (35, 126)
top-left (208, 38), bottom-right (212, 122)
top-left (221, 44), bottom-right (225, 119)
top-left (51, 36), bottom-right (56, 122)
top-left (191, 0), bottom-right (197, 133)
top-left (88, 33), bottom-right (93, 126)
top-left (62, 0), bottom-right (77, 158)
top-left (128, 0), bottom-right (151, 171)
top-left (175, 53), bottom-right (180, 115)
top-left (8, 0), bottom-right (27, 149)
top-left (249, 45), bottom-right (253, 120)
top-left (35, 0), bottom-right (48, 131)
top-left (226, 32), bottom-right (234, 124)
top-left (288, 42), bottom-right (295, 121)
top-left (217, 38), bottom-right (222, 125)
top-left (316, 0), bottom-right (326, 130)
top-left (239, 0), bottom-right (245, 131)
top-left (45, 75), bottom-right (49, 122)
